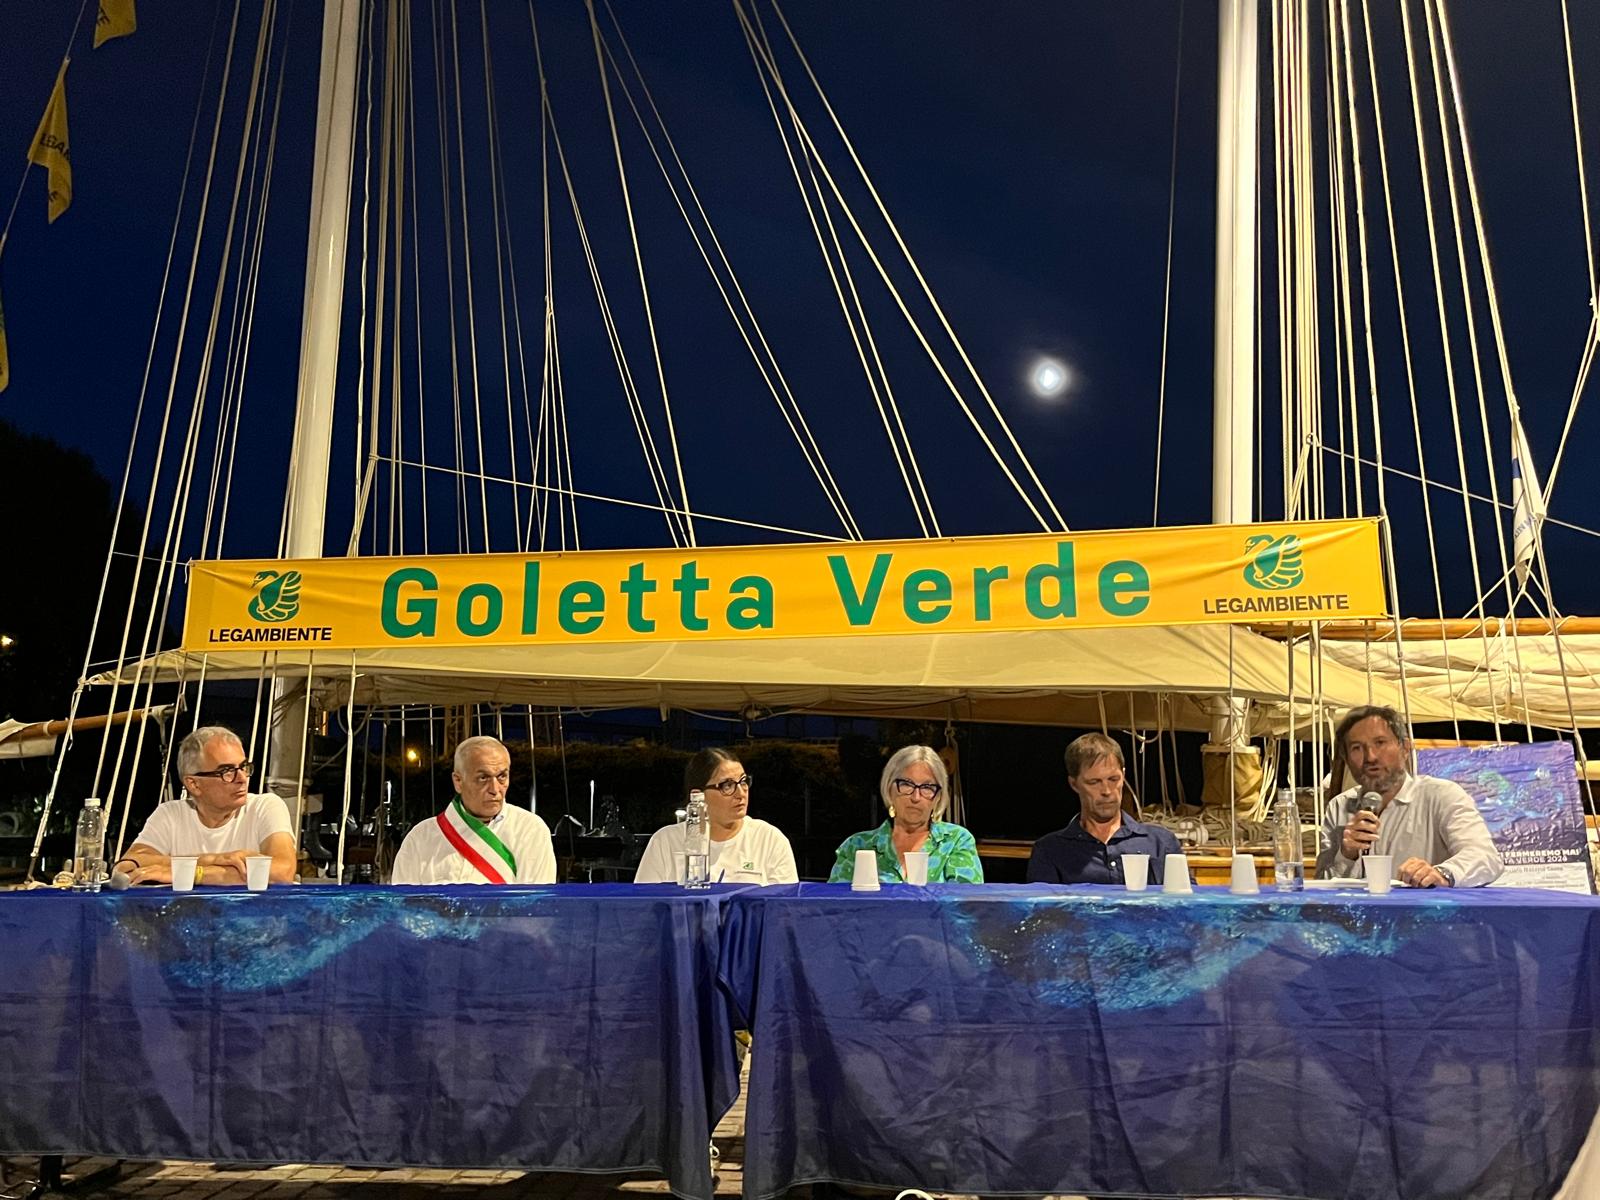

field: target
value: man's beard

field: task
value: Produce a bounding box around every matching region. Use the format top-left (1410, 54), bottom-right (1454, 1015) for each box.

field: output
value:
top-left (1363, 764), bottom-right (1407, 795)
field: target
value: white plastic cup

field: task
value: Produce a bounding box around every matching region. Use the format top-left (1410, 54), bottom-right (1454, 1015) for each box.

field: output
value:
top-left (1366, 854), bottom-right (1394, 895)
top-left (1121, 853), bottom-right (1150, 891)
top-left (1229, 853), bottom-right (1260, 895)
top-left (245, 855), bottom-right (271, 892)
top-left (1162, 853), bottom-right (1193, 894)
top-left (851, 848), bottom-right (881, 891)
top-left (904, 851), bottom-right (930, 886)
top-left (171, 856), bottom-right (198, 892)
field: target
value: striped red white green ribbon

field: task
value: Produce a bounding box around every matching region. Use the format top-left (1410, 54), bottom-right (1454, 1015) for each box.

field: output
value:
top-left (435, 795), bottom-right (518, 883)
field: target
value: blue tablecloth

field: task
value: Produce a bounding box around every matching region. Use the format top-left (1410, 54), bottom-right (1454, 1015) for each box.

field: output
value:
top-left (719, 883), bottom-right (1600, 1200)
top-left (0, 884), bottom-right (745, 1199)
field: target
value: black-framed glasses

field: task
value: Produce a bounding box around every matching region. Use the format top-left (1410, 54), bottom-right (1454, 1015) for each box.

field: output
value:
top-left (892, 777), bottom-right (941, 800)
top-left (191, 760), bottom-right (253, 783)
top-left (705, 774), bottom-right (753, 796)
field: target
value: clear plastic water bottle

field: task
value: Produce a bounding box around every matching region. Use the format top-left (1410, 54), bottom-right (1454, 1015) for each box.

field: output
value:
top-left (1272, 788), bottom-right (1304, 891)
top-left (682, 789), bottom-right (711, 889)
top-left (74, 798), bottom-right (106, 893)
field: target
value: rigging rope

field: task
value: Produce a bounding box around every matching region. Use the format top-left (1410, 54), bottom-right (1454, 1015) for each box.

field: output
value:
top-left (426, 2), bottom-right (471, 554)
top-left (586, 0), bottom-right (697, 547)
top-left (1353, 0), bottom-right (1461, 730)
top-left (1434, 0), bottom-right (1590, 754)
top-left (382, 455), bottom-right (845, 541)
top-left (479, 0), bottom-right (526, 552)
top-left (1152, 0), bottom-right (1186, 526)
top-left (764, 0), bottom-right (1069, 533)
top-left (742, 3), bottom-right (1061, 534)
top-left (1337, 0), bottom-right (1428, 737)
top-left (29, 0), bottom-right (229, 879)
top-left (528, 5), bottom-right (580, 552)
top-left (93, 0), bottom-right (255, 842)
top-left (735, 3), bottom-right (935, 536)
top-left (596, 4), bottom-right (864, 540)
top-left (536, 36), bottom-right (691, 547)
top-left (446, 1), bottom-right (492, 552)
top-left (0, 0), bottom-right (94, 256)
top-left (348, 0), bottom-right (391, 557)
top-left (108, 0), bottom-right (286, 851)
top-left (1397, 0), bottom-right (1504, 734)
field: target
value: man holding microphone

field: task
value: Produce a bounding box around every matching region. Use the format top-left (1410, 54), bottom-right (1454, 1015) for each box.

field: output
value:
top-left (1317, 705), bottom-right (1503, 887)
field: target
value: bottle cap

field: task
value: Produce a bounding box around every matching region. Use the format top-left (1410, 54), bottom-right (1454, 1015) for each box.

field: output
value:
top-left (84, 797), bottom-right (102, 808)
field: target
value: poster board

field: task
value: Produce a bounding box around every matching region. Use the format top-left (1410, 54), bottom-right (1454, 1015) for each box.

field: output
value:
top-left (1417, 741), bottom-right (1595, 895)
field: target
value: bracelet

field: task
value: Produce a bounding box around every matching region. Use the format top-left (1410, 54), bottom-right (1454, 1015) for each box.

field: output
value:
top-left (113, 858), bottom-right (138, 872)
top-left (194, 865), bottom-right (206, 884)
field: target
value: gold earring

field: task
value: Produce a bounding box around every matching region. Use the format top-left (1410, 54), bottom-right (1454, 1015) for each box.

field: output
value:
top-left (888, 804), bottom-right (896, 819)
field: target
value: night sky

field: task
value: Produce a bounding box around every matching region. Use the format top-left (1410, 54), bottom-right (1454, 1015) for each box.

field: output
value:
top-left (1, 1), bottom-right (1597, 620)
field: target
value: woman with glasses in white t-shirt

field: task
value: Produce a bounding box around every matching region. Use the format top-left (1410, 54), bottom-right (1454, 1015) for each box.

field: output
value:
top-left (634, 748), bottom-right (798, 885)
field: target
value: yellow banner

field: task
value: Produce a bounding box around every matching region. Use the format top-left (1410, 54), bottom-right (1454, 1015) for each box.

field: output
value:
top-left (28, 62), bottom-right (72, 224)
top-left (181, 519), bottom-right (1387, 653)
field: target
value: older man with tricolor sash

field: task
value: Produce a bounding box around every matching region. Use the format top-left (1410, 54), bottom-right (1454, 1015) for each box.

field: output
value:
top-left (390, 735), bottom-right (556, 885)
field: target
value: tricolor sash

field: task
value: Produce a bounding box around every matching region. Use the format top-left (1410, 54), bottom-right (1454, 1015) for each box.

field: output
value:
top-left (435, 796), bottom-right (518, 883)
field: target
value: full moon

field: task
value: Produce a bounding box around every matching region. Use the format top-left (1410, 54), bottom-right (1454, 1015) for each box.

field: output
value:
top-left (1028, 356), bottom-right (1071, 399)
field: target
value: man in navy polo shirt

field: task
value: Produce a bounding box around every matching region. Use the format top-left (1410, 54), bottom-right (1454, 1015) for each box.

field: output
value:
top-left (1026, 732), bottom-right (1182, 885)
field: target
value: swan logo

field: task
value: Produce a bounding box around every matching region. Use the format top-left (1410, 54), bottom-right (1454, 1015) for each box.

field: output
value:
top-left (247, 570), bottom-right (303, 623)
top-left (1242, 534), bottom-right (1303, 591)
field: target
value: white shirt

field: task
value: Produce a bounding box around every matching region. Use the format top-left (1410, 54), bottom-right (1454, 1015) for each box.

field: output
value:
top-left (390, 803), bottom-right (557, 885)
top-left (1318, 773), bottom-right (1505, 887)
top-left (634, 816), bottom-right (798, 885)
top-left (130, 792), bottom-right (293, 857)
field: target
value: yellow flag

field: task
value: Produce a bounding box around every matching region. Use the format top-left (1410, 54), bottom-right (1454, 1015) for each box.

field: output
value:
top-left (94, 0), bottom-right (137, 47)
top-left (27, 63), bottom-right (72, 223)
top-left (0, 277), bottom-right (10, 394)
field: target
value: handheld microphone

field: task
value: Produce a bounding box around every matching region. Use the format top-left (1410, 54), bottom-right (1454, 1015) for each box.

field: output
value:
top-left (1356, 792), bottom-right (1382, 855)
top-left (107, 870), bottom-right (133, 891)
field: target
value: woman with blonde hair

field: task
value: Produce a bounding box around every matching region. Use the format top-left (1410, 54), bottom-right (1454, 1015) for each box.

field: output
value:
top-left (828, 745), bottom-right (983, 884)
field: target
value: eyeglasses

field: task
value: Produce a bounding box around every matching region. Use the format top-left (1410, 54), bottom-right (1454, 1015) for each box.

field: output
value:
top-left (705, 774), bottom-right (753, 796)
top-left (892, 778), bottom-right (941, 800)
top-left (191, 760), bottom-right (253, 783)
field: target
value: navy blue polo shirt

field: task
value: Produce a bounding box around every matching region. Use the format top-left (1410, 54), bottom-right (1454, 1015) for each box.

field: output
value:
top-left (1025, 814), bottom-right (1184, 885)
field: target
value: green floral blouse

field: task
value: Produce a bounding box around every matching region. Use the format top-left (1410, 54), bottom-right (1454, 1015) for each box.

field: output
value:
top-left (828, 820), bottom-right (985, 884)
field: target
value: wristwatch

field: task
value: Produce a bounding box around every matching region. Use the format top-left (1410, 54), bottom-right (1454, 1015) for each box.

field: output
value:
top-left (1435, 864), bottom-right (1455, 886)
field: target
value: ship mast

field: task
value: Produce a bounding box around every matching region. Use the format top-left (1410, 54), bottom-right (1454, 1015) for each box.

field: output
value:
top-left (1207, 0), bottom-right (1261, 793)
top-left (267, 0), bottom-right (362, 822)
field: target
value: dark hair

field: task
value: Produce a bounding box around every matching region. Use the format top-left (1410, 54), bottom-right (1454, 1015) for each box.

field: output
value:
top-left (1334, 705), bottom-right (1410, 758)
top-left (1064, 732), bottom-right (1124, 779)
top-left (684, 747), bottom-right (740, 797)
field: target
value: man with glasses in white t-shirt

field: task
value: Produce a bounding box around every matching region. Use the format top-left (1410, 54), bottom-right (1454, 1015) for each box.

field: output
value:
top-left (119, 725), bottom-right (298, 886)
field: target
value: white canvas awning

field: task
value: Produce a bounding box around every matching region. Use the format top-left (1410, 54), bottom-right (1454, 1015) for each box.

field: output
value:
top-left (90, 624), bottom-right (1484, 735)
top-left (1322, 632), bottom-right (1600, 729)
top-left (0, 718), bottom-right (61, 760)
